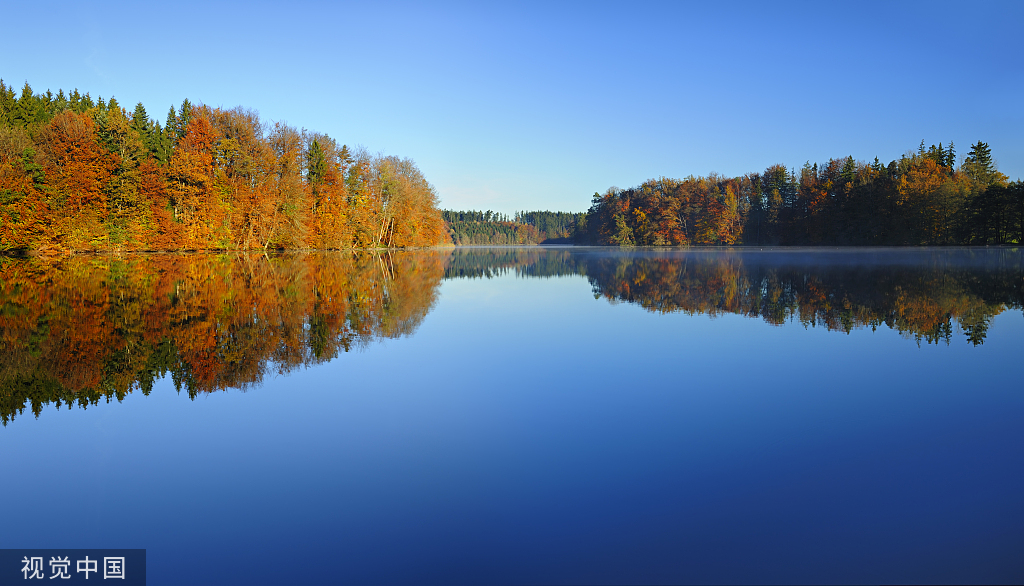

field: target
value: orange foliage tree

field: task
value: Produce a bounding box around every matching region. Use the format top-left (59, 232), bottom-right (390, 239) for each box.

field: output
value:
top-left (0, 80), bottom-right (446, 252)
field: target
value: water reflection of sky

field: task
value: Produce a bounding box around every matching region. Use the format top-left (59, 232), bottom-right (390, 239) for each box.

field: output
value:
top-left (2, 250), bottom-right (1022, 584)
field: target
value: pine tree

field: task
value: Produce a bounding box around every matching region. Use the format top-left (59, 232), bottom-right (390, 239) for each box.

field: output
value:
top-left (131, 102), bottom-right (159, 161)
top-left (612, 213), bottom-right (634, 246)
top-left (0, 79), bottom-right (15, 126)
top-left (131, 102), bottom-right (149, 134)
top-left (307, 138), bottom-right (326, 210)
top-left (54, 89), bottom-right (68, 113)
top-left (13, 82), bottom-right (38, 127)
top-left (964, 141), bottom-right (996, 185)
top-left (164, 106), bottom-right (177, 134)
top-left (176, 99), bottom-right (193, 141)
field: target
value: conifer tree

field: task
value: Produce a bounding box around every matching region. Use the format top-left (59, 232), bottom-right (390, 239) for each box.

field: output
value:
top-left (964, 141), bottom-right (997, 185)
top-left (177, 99), bottom-right (193, 140)
top-left (13, 82), bottom-right (38, 127)
top-left (0, 80), bottom-right (14, 126)
top-left (307, 138), bottom-right (327, 210)
top-left (612, 214), bottom-right (634, 246)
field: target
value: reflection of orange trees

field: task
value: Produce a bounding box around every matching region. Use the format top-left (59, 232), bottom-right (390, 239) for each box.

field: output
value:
top-left (0, 252), bottom-right (444, 423)
top-left (585, 255), bottom-right (786, 319)
top-left (580, 252), bottom-right (1020, 344)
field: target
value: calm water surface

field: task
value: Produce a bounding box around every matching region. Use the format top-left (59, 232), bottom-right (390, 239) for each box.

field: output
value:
top-left (2, 248), bottom-right (1022, 584)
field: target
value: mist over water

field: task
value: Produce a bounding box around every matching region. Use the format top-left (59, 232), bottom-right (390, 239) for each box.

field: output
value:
top-left (2, 248), bottom-right (1022, 584)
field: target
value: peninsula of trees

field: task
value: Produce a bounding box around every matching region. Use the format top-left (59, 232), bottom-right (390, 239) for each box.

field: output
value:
top-left (578, 141), bottom-right (1023, 246)
top-left (0, 80), bottom-right (446, 252)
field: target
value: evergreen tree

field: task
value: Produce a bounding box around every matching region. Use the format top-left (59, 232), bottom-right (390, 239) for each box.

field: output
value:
top-left (612, 214), bottom-right (634, 246)
top-left (131, 102), bottom-right (161, 161)
top-left (165, 105), bottom-right (177, 135)
top-left (80, 92), bottom-right (94, 111)
top-left (13, 82), bottom-right (38, 127)
top-left (0, 80), bottom-right (15, 126)
top-left (54, 89), bottom-right (68, 113)
top-left (964, 141), bottom-right (997, 185)
top-left (177, 99), bottom-right (193, 139)
top-left (130, 102), bottom-right (149, 134)
top-left (307, 139), bottom-right (327, 208)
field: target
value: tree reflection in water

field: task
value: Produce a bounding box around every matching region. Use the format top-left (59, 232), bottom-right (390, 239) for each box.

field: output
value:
top-left (2, 247), bottom-right (1021, 423)
top-left (1, 251), bottom-right (443, 424)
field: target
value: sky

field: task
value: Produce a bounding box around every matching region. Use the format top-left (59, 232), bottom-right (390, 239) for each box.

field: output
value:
top-left (2, 0), bottom-right (1021, 213)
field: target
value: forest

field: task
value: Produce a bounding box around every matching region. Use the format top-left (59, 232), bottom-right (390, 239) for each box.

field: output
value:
top-left (444, 209), bottom-right (583, 244)
top-left (0, 80), bottom-right (446, 251)
top-left (578, 141), bottom-right (1024, 246)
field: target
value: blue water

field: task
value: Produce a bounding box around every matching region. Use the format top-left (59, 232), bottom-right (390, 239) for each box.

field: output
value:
top-left (2, 248), bottom-right (1022, 584)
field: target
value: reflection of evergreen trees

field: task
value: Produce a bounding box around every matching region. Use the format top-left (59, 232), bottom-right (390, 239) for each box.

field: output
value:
top-left (445, 247), bottom-right (1024, 346)
top-left (442, 248), bottom-right (581, 280)
top-left (0, 252), bottom-right (443, 424)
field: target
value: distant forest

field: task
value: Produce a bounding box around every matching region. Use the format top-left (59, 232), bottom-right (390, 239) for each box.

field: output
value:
top-left (579, 141), bottom-right (1023, 246)
top-left (0, 80), bottom-right (446, 252)
top-left (443, 209), bottom-right (582, 245)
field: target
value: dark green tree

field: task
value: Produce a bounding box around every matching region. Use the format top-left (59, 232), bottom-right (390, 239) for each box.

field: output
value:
top-left (307, 138), bottom-right (327, 209)
top-left (964, 141), bottom-right (997, 185)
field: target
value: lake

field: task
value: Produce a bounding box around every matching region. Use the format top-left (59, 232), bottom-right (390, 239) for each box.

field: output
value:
top-left (2, 247), bottom-right (1022, 584)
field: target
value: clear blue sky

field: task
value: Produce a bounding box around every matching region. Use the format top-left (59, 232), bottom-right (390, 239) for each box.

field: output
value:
top-left (3, 0), bottom-right (1021, 213)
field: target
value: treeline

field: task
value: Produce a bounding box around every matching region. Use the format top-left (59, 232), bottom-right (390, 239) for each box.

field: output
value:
top-left (0, 80), bottom-right (446, 251)
top-left (578, 141), bottom-right (1023, 246)
top-left (443, 209), bottom-right (584, 245)
top-left (0, 251), bottom-right (443, 424)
